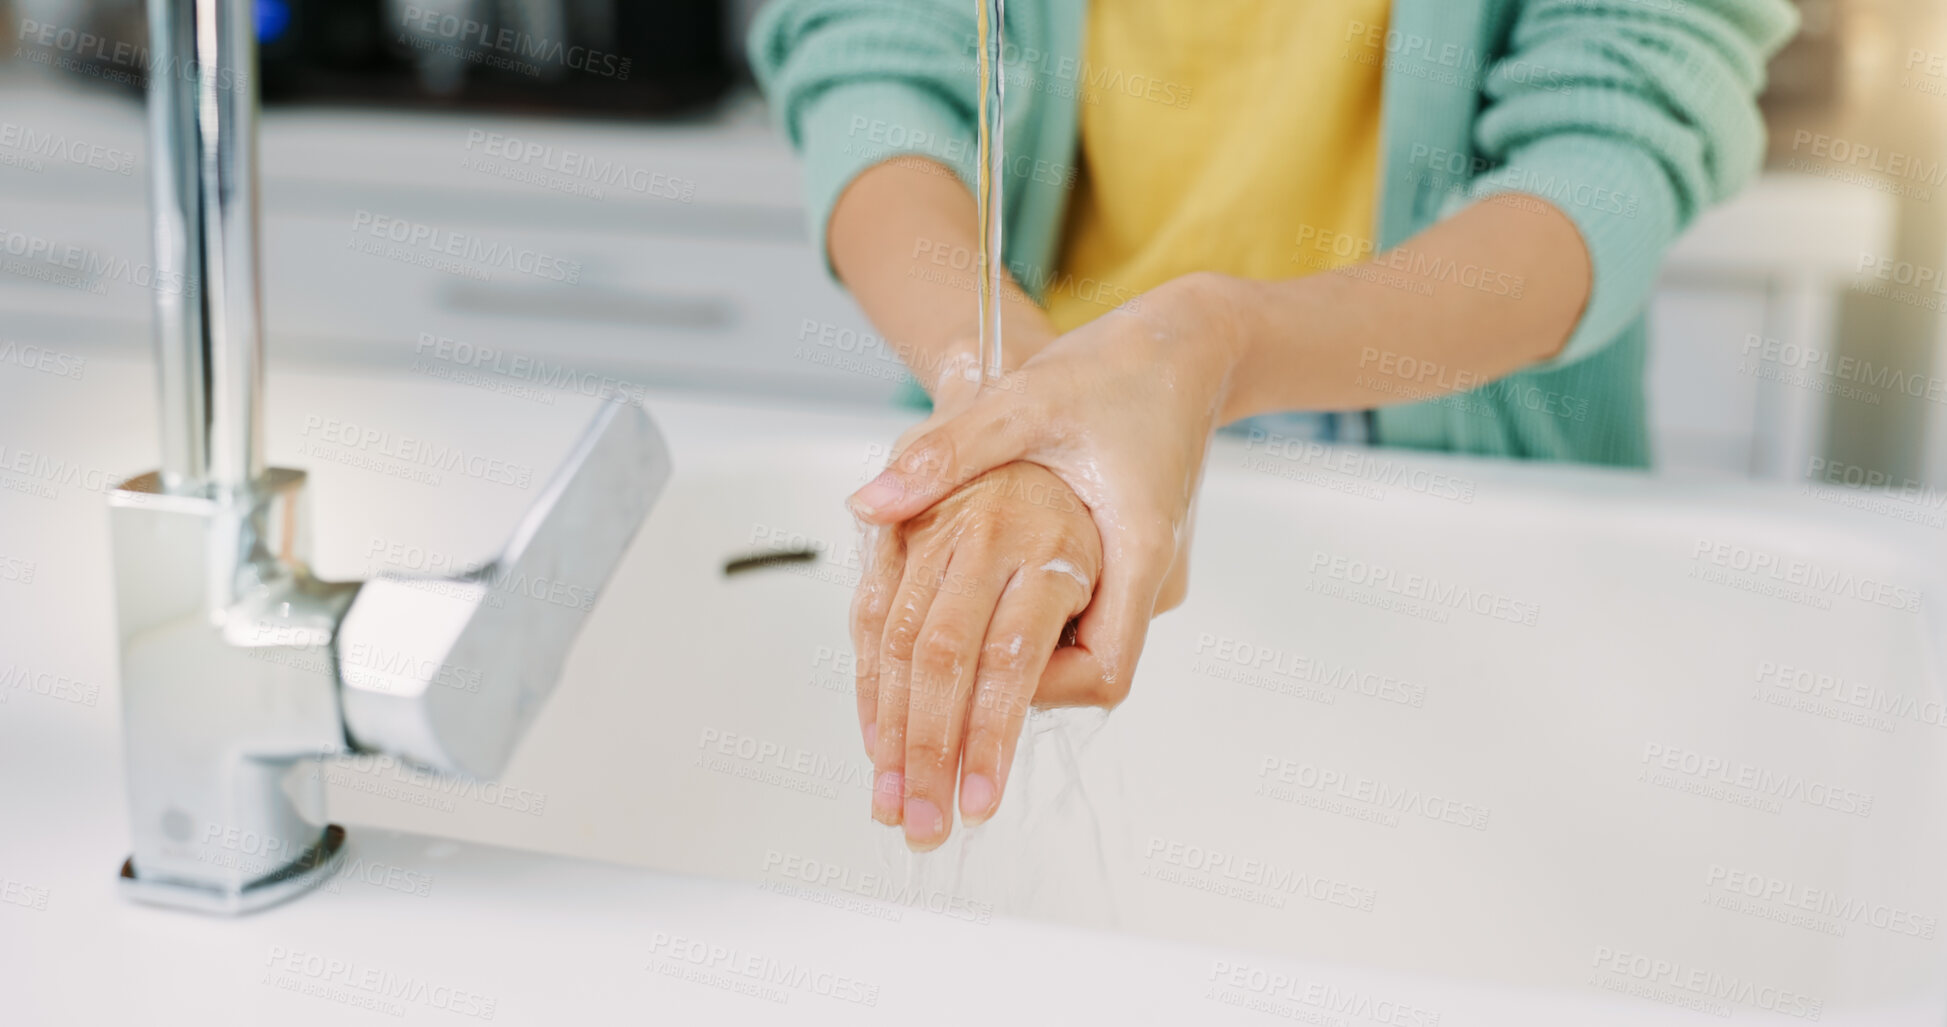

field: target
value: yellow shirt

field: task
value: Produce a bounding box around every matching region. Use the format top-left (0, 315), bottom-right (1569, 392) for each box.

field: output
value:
top-left (1045, 0), bottom-right (1391, 333)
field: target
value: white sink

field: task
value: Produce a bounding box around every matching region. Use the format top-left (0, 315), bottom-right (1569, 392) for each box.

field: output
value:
top-left (3, 355), bottom-right (1945, 1023)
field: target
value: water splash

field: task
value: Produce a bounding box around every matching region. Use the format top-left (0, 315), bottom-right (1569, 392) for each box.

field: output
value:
top-left (873, 707), bottom-right (1123, 928)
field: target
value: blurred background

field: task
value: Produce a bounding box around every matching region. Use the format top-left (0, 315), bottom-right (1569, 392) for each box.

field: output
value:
top-left (1, 0), bottom-right (1945, 485)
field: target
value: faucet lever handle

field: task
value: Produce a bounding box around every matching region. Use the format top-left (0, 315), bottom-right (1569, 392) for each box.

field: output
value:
top-left (336, 400), bottom-right (671, 778)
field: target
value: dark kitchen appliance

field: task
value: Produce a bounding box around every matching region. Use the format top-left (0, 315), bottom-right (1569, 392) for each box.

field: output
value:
top-left (17, 0), bottom-right (735, 118)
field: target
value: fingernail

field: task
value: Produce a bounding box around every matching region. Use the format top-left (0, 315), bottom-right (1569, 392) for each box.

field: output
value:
top-left (872, 771), bottom-right (904, 824)
top-left (959, 773), bottom-right (997, 825)
top-left (903, 797), bottom-right (945, 851)
top-left (848, 472), bottom-right (901, 518)
top-left (862, 720), bottom-right (876, 757)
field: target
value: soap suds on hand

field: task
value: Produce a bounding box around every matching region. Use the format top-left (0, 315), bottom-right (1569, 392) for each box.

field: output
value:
top-left (1038, 558), bottom-right (1091, 593)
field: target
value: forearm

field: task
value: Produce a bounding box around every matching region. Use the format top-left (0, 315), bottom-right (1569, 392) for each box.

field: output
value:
top-left (827, 158), bottom-right (1057, 394)
top-left (1217, 194), bottom-right (1593, 424)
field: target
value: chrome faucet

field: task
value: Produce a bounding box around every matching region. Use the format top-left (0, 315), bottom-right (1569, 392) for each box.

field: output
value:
top-left (110, 0), bottom-right (669, 914)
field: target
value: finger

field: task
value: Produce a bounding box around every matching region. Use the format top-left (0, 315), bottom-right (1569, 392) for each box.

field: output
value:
top-left (847, 391), bottom-right (1039, 524)
top-left (849, 524), bottom-right (904, 757)
top-left (899, 543), bottom-right (1010, 850)
top-left (959, 561), bottom-right (1093, 827)
top-left (872, 539), bottom-right (949, 826)
top-left (1034, 533), bottom-right (1171, 709)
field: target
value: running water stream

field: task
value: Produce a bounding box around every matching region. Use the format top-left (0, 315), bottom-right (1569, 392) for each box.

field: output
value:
top-left (975, 0), bottom-right (1006, 384)
top-left (866, 3), bottom-right (1120, 921)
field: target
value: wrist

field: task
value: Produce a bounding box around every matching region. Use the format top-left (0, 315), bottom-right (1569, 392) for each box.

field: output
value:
top-left (1209, 272), bottom-right (1340, 424)
top-left (1151, 271), bottom-right (1256, 423)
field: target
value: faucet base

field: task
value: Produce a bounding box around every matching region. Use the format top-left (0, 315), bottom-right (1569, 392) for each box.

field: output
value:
top-left (118, 824), bottom-right (347, 915)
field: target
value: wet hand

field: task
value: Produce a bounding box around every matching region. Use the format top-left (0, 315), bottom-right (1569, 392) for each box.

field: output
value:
top-left (846, 272), bottom-right (1245, 717)
top-left (851, 460), bottom-right (1102, 851)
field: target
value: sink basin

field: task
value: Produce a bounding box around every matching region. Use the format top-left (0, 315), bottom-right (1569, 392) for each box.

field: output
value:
top-left (3, 353), bottom-right (1944, 1023)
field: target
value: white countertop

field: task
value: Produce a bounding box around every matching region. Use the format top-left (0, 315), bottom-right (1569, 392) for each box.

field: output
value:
top-left (6, 351), bottom-right (1947, 1024)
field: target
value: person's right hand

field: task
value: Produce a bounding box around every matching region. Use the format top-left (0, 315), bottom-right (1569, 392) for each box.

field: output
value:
top-left (851, 458), bottom-right (1103, 850)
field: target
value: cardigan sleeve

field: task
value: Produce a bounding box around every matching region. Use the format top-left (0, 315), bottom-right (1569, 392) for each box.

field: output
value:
top-left (1457, 0), bottom-right (1800, 370)
top-left (747, 0), bottom-right (985, 270)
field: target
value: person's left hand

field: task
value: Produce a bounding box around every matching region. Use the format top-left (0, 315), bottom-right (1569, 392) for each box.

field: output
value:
top-left (847, 272), bottom-right (1248, 713)
top-left (853, 458), bottom-right (1103, 851)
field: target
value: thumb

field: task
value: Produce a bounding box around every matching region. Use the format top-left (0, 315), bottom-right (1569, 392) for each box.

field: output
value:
top-left (1035, 540), bottom-right (1168, 707)
top-left (848, 392), bottom-right (1038, 523)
